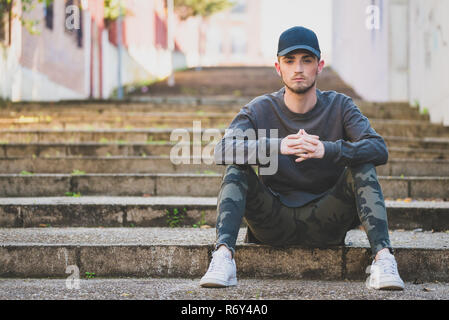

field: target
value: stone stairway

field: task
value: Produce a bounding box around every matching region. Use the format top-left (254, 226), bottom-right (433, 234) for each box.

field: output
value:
top-left (1, 67), bottom-right (449, 294)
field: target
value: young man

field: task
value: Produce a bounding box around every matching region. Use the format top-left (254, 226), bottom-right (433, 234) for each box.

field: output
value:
top-left (199, 26), bottom-right (404, 290)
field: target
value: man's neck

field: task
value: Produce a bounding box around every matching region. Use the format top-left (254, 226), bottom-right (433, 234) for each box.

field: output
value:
top-left (283, 86), bottom-right (317, 114)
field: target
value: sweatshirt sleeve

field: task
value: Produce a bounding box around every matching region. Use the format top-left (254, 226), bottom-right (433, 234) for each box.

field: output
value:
top-left (214, 106), bottom-right (282, 167)
top-left (322, 97), bottom-right (389, 167)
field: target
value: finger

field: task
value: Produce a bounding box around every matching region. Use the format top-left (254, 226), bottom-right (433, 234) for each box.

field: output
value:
top-left (288, 148), bottom-right (303, 155)
top-left (294, 153), bottom-right (308, 158)
top-left (289, 139), bottom-right (317, 149)
top-left (301, 130), bottom-right (320, 140)
top-left (300, 138), bottom-right (318, 148)
top-left (287, 134), bottom-right (301, 139)
top-left (306, 134), bottom-right (320, 140)
top-left (295, 151), bottom-right (313, 158)
top-left (286, 139), bottom-right (301, 147)
top-left (299, 144), bottom-right (317, 153)
top-left (293, 149), bottom-right (308, 156)
top-left (301, 135), bottom-right (320, 145)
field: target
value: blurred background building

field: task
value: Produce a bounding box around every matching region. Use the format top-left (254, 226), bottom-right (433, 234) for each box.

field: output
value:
top-left (0, 0), bottom-right (332, 101)
top-left (0, 0), bottom-right (448, 126)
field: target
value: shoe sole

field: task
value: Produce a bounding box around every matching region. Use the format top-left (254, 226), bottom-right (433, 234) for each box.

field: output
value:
top-left (369, 280), bottom-right (405, 291)
top-left (199, 277), bottom-right (237, 288)
top-left (377, 284), bottom-right (405, 291)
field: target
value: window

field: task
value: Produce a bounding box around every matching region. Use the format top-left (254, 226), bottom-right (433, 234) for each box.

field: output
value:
top-left (0, 0), bottom-right (11, 44)
top-left (44, 1), bottom-right (54, 30)
top-left (0, 14), bottom-right (5, 43)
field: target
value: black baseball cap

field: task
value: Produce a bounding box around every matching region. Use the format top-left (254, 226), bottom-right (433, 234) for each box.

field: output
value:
top-left (277, 26), bottom-right (321, 60)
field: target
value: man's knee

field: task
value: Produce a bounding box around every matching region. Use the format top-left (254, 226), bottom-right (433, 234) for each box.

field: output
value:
top-left (222, 164), bottom-right (255, 183)
top-left (349, 162), bottom-right (377, 177)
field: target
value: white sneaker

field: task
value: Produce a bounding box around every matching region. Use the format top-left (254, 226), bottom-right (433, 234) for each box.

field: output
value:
top-left (200, 250), bottom-right (237, 288)
top-left (366, 250), bottom-right (404, 290)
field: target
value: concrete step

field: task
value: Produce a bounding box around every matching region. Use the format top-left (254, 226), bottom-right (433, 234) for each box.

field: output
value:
top-left (0, 196), bottom-right (448, 231)
top-left (1, 227), bottom-right (448, 282)
top-left (0, 98), bottom-right (429, 121)
top-left (2, 127), bottom-right (448, 144)
top-left (0, 173), bottom-right (448, 199)
top-left (0, 278), bottom-right (447, 300)
top-left (369, 119), bottom-right (449, 137)
top-left (1, 119), bottom-right (445, 137)
top-left (388, 147), bottom-right (449, 160)
top-left (0, 113), bottom-right (234, 130)
top-left (1, 141), bottom-right (449, 159)
top-left (0, 128), bottom-right (175, 143)
top-left (385, 136), bottom-right (449, 149)
top-left (0, 108), bottom-right (429, 128)
top-left (0, 141), bottom-right (182, 157)
top-left (0, 156), bottom-right (448, 176)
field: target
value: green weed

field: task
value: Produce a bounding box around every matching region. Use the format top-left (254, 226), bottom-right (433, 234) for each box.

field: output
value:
top-left (71, 169), bottom-right (86, 176)
top-left (166, 207), bottom-right (187, 228)
top-left (65, 192), bottom-right (82, 197)
top-left (193, 211), bottom-right (207, 228)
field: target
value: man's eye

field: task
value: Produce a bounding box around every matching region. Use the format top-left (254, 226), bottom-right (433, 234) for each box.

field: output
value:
top-left (304, 59), bottom-right (312, 63)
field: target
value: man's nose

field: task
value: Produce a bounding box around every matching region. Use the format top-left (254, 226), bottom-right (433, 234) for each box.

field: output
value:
top-left (294, 61), bottom-right (304, 73)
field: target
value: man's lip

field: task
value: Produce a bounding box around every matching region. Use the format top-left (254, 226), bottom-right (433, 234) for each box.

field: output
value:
top-left (293, 78), bottom-right (305, 81)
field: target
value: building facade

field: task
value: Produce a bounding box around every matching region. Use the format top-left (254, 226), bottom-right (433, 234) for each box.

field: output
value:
top-left (0, 0), bottom-right (334, 101)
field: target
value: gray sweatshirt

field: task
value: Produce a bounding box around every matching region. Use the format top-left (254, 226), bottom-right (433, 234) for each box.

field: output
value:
top-left (214, 87), bottom-right (388, 207)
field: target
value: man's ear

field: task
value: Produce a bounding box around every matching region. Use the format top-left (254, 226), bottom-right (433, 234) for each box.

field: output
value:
top-left (317, 59), bottom-right (325, 74)
top-left (275, 61), bottom-right (281, 76)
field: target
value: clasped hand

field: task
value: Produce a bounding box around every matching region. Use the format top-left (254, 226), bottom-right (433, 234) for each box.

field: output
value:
top-left (280, 129), bottom-right (325, 163)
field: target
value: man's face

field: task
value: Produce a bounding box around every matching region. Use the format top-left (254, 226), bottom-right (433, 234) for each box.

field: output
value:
top-left (275, 50), bottom-right (324, 94)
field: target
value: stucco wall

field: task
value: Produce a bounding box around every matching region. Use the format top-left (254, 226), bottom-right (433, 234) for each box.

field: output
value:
top-left (332, 0), bottom-right (391, 101)
top-left (408, 0), bottom-right (449, 125)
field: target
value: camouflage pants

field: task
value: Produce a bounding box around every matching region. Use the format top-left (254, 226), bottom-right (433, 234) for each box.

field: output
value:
top-left (215, 163), bottom-right (392, 258)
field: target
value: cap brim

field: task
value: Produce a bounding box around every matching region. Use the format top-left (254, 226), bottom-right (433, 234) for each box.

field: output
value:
top-left (278, 45), bottom-right (320, 59)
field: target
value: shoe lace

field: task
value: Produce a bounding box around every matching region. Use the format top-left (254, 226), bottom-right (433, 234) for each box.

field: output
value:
top-left (207, 254), bottom-right (231, 273)
top-left (376, 256), bottom-right (398, 275)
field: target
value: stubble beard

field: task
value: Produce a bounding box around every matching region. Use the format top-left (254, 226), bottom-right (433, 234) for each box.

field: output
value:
top-left (280, 70), bottom-right (317, 95)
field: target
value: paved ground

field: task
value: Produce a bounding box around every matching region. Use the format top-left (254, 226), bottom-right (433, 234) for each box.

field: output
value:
top-left (0, 278), bottom-right (447, 300)
top-left (1, 227), bottom-right (448, 249)
top-left (2, 196), bottom-right (449, 208)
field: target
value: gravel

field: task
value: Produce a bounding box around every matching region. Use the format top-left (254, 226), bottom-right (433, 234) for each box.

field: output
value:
top-left (0, 278), bottom-right (448, 300)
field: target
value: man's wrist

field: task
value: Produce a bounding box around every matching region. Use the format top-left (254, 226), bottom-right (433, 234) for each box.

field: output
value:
top-left (322, 141), bottom-right (338, 160)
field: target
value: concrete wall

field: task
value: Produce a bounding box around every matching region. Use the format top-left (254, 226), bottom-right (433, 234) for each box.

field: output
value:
top-left (332, 0), bottom-right (408, 102)
top-left (102, 29), bottom-right (152, 98)
top-left (408, 0), bottom-right (449, 125)
top-left (332, 0), bottom-right (449, 126)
